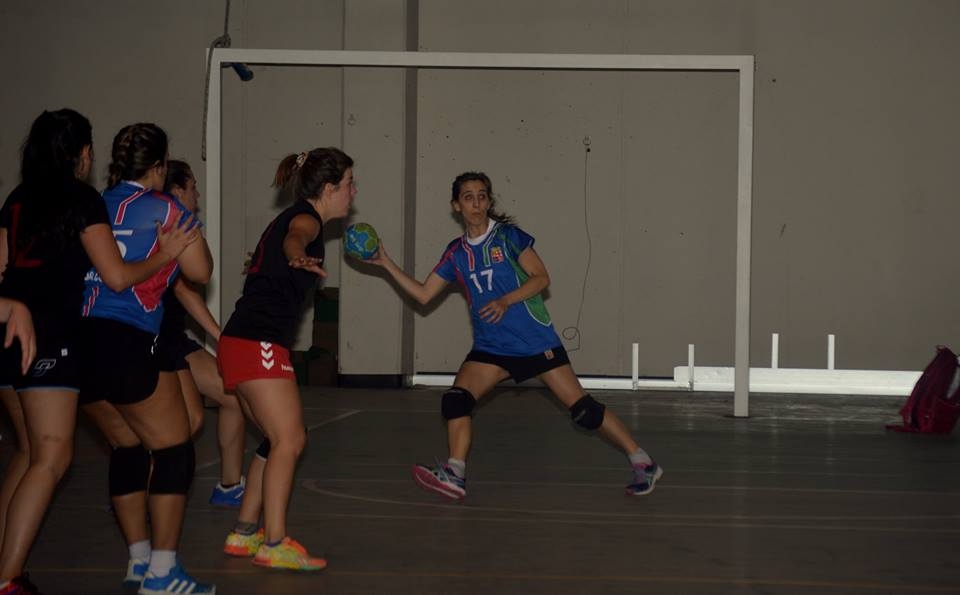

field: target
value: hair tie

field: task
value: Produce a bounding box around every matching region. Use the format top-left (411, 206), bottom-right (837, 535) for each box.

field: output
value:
top-left (295, 152), bottom-right (307, 168)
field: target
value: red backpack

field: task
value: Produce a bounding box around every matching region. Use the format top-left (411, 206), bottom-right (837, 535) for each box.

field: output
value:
top-left (887, 346), bottom-right (960, 434)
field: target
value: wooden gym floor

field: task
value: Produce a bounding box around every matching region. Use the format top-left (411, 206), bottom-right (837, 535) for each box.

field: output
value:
top-left (2, 386), bottom-right (959, 594)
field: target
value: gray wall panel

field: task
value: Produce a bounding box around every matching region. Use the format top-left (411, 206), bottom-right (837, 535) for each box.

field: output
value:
top-left (2, 0), bottom-right (958, 378)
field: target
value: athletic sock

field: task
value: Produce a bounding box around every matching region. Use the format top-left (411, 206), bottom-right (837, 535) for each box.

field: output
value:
top-left (233, 521), bottom-right (259, 535)
top-left (128, 539), bottom-right (151, 561)
top-left (628, 448), bottom-right (653, 467)
top-left (447, 457), bottom-right (466, 478)
top-left (147, 550), bottom-right (176, 578)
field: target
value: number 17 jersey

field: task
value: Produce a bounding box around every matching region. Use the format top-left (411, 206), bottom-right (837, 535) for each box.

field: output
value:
top-left (432, 221), bottom-right (561, 357)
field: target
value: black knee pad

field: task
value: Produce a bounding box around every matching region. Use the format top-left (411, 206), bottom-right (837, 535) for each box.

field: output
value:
top-left (570, 394), bottom-right (606, 430)
top-left (108, 444), bottom-right (151, 497)
top-left (255, 438), bottom-right (271, 460)
top-left (441, 387), bottom-right (476, 420)
top-left (149, 441), bottom-right (195, 495)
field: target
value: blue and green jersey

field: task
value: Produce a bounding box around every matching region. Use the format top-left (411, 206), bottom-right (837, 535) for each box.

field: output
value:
top-left (433, 221), bottom-right (560, 356)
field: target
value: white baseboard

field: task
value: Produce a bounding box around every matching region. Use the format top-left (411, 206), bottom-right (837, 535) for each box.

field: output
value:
top-left (409, 367), bottom-right (920, 396)
top-left (673, 366), bottom-right (919, 396)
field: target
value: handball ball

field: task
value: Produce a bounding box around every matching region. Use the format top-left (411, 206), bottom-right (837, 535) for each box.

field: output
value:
top-left (343, 222), bottom-right (380, 260)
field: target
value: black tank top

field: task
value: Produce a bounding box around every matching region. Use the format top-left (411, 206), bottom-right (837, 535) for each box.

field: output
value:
top-left (222, 200), bottom-right (324, 348)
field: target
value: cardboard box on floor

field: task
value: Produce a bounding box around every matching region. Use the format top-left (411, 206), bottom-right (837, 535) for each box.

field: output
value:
top-left (291, 286), bottom-right (339, 386)
top-left (291, 347), bottom-right (338, 386)
top-left (313, 286), bottom-right (338, 355)
top-left (312, 322), bottom-right (338, 355)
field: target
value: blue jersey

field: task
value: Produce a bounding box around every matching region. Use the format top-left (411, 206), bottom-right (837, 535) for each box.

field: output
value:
top-left (81, 182), bottom-right (187, 334)
top-left (433, 221), bottom-right (560, 356)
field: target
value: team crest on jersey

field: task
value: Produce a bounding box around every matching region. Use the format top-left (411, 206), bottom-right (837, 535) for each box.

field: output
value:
top-left (490, 246), bottom-right (504, 263)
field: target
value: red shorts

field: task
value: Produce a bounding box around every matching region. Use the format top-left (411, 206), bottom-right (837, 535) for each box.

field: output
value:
top-left (217, 336), bottom-right (296, 391)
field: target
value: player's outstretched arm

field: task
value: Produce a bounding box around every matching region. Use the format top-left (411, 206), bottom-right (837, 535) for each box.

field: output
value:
top-left (367, 243), bottom-right (447, 306)
top-left (283, 214), bottom-right (326, 277)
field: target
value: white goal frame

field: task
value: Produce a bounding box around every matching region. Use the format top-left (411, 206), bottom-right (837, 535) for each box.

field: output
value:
top-left (205, 49), bottom-right (756, 417)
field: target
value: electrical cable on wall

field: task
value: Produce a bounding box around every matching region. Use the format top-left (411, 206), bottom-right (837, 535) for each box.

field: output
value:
top-left (202, 0), bottom-right (254, 161)
top-left (561, 136), bottom-right (593, 352)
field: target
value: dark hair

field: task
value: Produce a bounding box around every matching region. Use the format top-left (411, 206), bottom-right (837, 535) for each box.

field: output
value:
top-left (163, 159), bottom-right (194, 194)
top-left (451, 171), bottom-right (514, 225)
top-left (107, 123), bottom-right (168, 188)
top-left (272, 147), bottom-right (354, 202)
top-left (17, 108), bottom-right (93, 253)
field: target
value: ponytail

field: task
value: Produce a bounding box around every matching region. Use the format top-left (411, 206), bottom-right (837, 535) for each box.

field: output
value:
top-left (271, 148), bottom-right (353, 202)
top-left (272, 153), bottom-right (301, 189)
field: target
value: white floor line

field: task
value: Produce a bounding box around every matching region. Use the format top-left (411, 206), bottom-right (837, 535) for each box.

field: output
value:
top-left (305, 409), bottom-right (363, 431)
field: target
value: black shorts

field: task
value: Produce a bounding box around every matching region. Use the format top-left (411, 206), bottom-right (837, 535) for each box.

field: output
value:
top-left (464, 345), bottom-right (570, 383)
top-left (0, 320), bottom-right (82, 393)
top-left (79, 317), bottom-right (160, 406)
top-left (156, 331), bottom-right (204, 372)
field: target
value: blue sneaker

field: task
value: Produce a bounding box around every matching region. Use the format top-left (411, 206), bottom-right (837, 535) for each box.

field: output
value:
top-left (626, 462), bottom-right (663, 496)
top-left (412, 460), bottom-right (466, 500)
top-left (123, 557), bottom-right (149, 586)
top-left (209, 477), bottom-right (245, 507)
top-left (138, 564), bottom-right (215, 595)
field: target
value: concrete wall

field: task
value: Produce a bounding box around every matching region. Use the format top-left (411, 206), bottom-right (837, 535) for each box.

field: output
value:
top-left (1, 0), bottom-right (958, 378)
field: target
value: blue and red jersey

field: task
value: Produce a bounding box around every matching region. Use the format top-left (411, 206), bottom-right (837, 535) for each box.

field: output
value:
top-left (432, 221), bottom-right (560, 357)
top-left (81, 181), bottom-right (189, 334)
